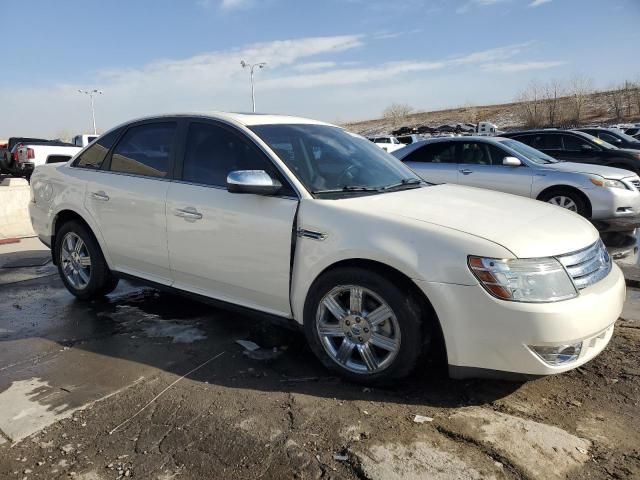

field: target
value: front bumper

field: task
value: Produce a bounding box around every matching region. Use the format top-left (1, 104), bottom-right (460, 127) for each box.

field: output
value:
top-left (416, 263), bottom-right (625, 378)
top-left (588, 183), bottom-right (640, 221)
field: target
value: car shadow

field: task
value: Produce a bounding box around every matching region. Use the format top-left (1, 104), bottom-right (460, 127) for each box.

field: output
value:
top-left (0, 275), bottom-right (523, 408)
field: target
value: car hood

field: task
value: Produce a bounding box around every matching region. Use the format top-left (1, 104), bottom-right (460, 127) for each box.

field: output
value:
top-left (540, 161), bottom-right (636, 179)
top-left (339, 184), bottom-right (598, 258)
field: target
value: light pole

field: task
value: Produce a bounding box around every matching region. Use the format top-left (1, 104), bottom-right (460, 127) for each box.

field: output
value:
top-left (78, 89), bottom-right (103, 134)
top-left (240, 61), bottom-right (266, 112)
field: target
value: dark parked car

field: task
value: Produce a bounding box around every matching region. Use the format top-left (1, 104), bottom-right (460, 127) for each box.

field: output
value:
top-left (502, 129), bottom-right (640, 175)
top-left (575, 128), bottom-right (640, 150)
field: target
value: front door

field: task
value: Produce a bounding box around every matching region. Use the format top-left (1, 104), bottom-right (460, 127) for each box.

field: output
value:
top-left (85, 121), bottom-right (178, 284)
top-left (455, 141), bottom-right (534, 196)
top-left (166, 120), bottom-right (298, 317)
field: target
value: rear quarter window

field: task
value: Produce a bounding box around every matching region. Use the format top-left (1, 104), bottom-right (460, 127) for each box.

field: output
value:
top-left (74, 127), bottom-right (124, 169)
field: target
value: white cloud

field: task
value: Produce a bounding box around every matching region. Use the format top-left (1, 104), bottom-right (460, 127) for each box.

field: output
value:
top-left (456, 0), bottom-right (510, 14)
top-left (481, 60), bottom-right (566, 72)
top-left (0, 36), bottom-right (566, 136)
top-left (529, 0), bottom-right (552, 6)
top-left (293, 61), bottom-right (338, 72)
top-left (220, 0), bottom-right (250, 9)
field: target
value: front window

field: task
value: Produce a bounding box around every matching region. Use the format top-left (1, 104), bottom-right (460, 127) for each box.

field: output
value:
top-left (501, 140), bottom-right (558, 164)
top-left (249, 124), bottom-right (422, 196)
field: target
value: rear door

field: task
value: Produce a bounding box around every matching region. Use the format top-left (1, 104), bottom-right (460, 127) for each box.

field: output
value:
top-left (401, 142), bottom-right (458, 184)
top-left (84, 120), bottom-right (178, 285)
top-left (455, 141), bottom-right (534, 196)
top-left (166, 119), bottom-right (298, 316)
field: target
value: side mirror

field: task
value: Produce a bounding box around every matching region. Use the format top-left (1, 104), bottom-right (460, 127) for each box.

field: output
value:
top-left (227, 170), bottom-right (282, 195)
top-left (502, 156), bottom-right (522, 167)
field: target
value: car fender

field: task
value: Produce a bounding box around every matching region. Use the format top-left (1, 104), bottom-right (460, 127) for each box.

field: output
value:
top-left (289, 198), bottom-right (512, 324)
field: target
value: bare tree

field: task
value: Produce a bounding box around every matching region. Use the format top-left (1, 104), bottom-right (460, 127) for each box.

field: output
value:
top-left (607, 84), bottom-right (626, 121)
top-left (515, 80), bottom-right (544, 127)
top-left (461, 103), bottom-right (479, 124)
top-left (633, 80), bottom-right (640, 116)
top-left (54, 129), bottom-right (72, 142)
top-left (622, 80), bottom-right (635, 117)
top-left (541, 79), bottom-right (564, 127)
top-left (566, 74), bottom-right (593, 124)
top-left (382, 103), bottom-right (414, 126)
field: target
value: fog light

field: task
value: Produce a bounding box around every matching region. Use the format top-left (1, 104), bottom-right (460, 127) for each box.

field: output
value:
top-left (529, 342), bottom-right (582, 366)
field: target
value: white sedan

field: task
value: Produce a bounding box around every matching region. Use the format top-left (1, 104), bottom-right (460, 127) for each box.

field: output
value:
top-left (29, 113), bottom-right (624, 384)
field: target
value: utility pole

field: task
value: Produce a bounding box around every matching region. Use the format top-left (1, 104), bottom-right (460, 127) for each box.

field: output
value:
top-left (240, 61), bottom-right (266, 112)
top-left (78, 89), bottom-right (103, 134)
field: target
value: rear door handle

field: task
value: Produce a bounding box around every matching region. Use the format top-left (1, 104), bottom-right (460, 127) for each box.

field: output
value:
top-left (174, 207), bottom-right (203, 220)
top-left (459, 169), bottom-right (473, 175)
top-left (91, 191), bottom-right (109, 201)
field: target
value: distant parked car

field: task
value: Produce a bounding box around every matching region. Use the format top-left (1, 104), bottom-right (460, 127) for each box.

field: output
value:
top-left (367, 135), bottom-right (404, 153)
top-left (393, 136), bottom-right (640, 227)
top-left (502, 129), bottom-right (640, 175)
top-left (396, 134), bottom-right (423, 145)
top-left (624, 127), bottom-right (640, 137)
top-left (575, 128), bottom-right (640, 150)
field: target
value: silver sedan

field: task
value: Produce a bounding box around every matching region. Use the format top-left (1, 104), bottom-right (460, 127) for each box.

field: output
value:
top-left (392, 136), bottom-right (640, 226)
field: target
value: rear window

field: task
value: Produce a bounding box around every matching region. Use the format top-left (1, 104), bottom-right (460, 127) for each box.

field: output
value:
top-left (74, 127), bottom-right (124, 169)
top-left (109, 122), bottom-right (176, 178)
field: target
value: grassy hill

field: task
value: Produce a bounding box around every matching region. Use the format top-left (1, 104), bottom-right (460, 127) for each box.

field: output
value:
top-left (343, 88), bottom-right (640, 136)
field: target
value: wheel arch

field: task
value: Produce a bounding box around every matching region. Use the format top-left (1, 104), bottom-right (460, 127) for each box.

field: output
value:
top-left (302, 258), bottom-right (447, 364)
top-left (536, 185), bottom-right (592, 218)
top-left (51, 209), bottom-right (111, 267)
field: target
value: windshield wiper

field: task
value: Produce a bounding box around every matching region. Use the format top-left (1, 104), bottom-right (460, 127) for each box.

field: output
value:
top-left (312, 185), bottom-right (381, 194)
top-left (379, 178), bottom-right (423, 191)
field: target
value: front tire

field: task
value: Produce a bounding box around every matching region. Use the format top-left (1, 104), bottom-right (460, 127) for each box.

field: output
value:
top-left (54, 221), bottom-right (119, 300)
top-left (539, 189), bottom-right (588, 217)
top-left (304, 267), bottom-right (427, 385)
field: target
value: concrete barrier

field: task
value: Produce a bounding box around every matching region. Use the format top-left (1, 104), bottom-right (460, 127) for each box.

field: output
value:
top-left (0, 178), bottom-right (36, 239)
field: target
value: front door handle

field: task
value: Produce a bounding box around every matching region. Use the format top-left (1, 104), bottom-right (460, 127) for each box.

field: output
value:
top-left (91, 191), bottom-right (109, 201)
top-left (174, 207), bottom-right (203, 220)
top-left (459, 169), bottom-right (473, 175)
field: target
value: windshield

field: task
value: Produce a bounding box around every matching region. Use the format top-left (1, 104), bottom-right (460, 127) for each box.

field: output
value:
top-left (609, 130), bottom-right (640, 143)
top-left (249, 124), bottom-right (423, 196)
top-left (501, 139), bottom-right (558, 164)
top-left (579, 132), bottom-right (617, 150)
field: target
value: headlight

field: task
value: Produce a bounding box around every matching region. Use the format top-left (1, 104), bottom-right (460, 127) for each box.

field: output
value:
top-left (590, 177), bottom-right (627, 189)
top-left (468, 256), bottom-right (578, 303)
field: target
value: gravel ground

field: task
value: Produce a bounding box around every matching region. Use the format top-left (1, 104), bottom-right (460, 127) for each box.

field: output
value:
top-left (0, 248), bottom-right (638, 479)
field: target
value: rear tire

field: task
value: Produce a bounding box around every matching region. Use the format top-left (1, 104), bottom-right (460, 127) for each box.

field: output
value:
top-left (304, 267), bottom-right (428, 385)
top-left (54, 221), bottom-right (119, 300)
top-left (539, 188), bottom-right (588, 217)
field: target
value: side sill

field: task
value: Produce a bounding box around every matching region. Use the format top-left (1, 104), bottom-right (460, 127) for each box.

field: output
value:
top-left (112, 271), bottom-right (301, 331)
top-left (448, 365), bottom-right (544, 382)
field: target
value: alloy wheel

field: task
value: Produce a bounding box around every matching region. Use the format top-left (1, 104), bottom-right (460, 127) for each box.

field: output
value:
top-left (316, 285), bottom-right (401, 374)
top-left (60, 232), bottom-right (92, 289)
top-left (548, 195), bottom-right (578, 212)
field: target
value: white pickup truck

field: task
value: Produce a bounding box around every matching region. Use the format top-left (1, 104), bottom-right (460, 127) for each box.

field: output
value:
top-left (367, 135), bottom-right (405, 153)
top-left (9, 141), bottom-right (81, 178)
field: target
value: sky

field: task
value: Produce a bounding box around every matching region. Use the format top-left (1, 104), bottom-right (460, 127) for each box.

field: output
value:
top-left (1, 0), bottom-right (639, 137)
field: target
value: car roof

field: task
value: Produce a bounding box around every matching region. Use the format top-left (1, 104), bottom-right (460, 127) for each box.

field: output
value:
top-left (392, 135), bottom-right (510, 158)
top-left (109, 112), bottom-right (334, 129)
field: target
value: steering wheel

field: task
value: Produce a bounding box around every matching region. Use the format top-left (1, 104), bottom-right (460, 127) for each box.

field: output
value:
top-left (336, 164), bottom-right (360, 186)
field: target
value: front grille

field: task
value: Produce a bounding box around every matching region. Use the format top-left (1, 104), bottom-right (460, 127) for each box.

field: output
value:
top-left (631, 179), bottom-right (640, 190)
top-left (557, 240), bottom-right (612, 290)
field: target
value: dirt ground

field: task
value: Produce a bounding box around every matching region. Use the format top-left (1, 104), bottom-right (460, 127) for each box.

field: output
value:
top-left (0, 241), bottom-right (639, 480)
